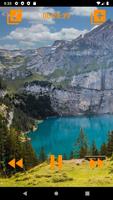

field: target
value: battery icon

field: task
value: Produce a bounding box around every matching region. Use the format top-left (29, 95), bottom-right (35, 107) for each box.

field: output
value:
top-left (106, 1), bottom-right (109, 5)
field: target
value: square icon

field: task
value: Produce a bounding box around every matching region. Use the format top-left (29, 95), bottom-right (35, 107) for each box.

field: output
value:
top-left (33, 2), bottom-right (36, 6)
top-left (7, 9), bottom-right (23, 25)
top-left (91, 10), bottom-right (106, 25)
top-left (85, 191), bottom-right (90, 197)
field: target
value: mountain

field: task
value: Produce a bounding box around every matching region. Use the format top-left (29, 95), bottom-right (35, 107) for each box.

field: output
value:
top-left (1, 20), bottom-right (113, 115)
top-left (1, 20), bottom-right (113, 80)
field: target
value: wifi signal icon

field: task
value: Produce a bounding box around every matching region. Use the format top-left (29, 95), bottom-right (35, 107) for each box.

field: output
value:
top-left (96, 1), bottom-right (101, 5)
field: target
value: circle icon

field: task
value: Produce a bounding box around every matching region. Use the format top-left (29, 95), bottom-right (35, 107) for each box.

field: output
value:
top-left (15, 1), bottom-right (18, 5)
top-left (54, 191), bottom-right (59, 196)
top-left (21, 1), bottom-right (24, 5)
top-left (27, 1), bottom-right (30, 5)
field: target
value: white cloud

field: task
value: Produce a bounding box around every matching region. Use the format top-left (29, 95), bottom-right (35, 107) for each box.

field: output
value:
top-left (70, 7), bottom-right (97, 16)
top-left (5, 24), bottom-right (88, 49)
top-left (1, 7), bottom-right (92, 49)
top-left (0, 44), bottom-right (18, 50)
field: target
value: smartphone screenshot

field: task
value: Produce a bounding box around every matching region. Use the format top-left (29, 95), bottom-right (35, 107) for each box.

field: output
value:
top-left (0, 0), bottom-right (113, 199)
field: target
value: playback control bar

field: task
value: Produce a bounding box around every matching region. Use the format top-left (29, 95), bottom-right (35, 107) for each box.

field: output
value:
top-left (0, 0), bottom-right (113, 7)
top-left (0, 187), bottom-right (113, 199)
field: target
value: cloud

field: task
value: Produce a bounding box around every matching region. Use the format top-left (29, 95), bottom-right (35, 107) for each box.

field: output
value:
top-left (0, 44), bottom-right (18, 50)
top-left (70, 7), bottom-right (97, 16)
top-left (5, 24), bottom-right (88, 49)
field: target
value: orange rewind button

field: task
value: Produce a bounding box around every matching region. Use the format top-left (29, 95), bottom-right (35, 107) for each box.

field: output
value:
top-left (8, 158), bottom-right (23, 169)
top-left (8, 158), bottom-right (16, 168)
top-left (7, 9), bottom-right (23, 25)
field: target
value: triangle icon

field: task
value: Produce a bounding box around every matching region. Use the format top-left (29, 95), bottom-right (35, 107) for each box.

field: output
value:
top-left (23, 191), bottom-right (27, 196)
top-left (16, 159), bottom-right (23, 168)
top-left (8, 159), bottom-right (16, 168)
top-left (96, 1), bottom-right (101, 5)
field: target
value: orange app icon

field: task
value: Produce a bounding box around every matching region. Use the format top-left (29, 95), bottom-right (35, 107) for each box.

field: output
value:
top-left (90, 10), bottom-right (106, 25)
top-left (7, 9), bottom-right (23, 25)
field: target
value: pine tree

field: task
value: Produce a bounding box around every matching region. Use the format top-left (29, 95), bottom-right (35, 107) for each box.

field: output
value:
top-left (0, 78), bottom-right (6, 90)
top-left (22, 137), bottom-right (38, 170)
top-left (8, 128), bottom-right (23, 160)
top-left (63, 153), bottom-right (67, 160)
top-left (107, 131), bottom-right (113, 157)
top-left (70, 151), bottom-right (74, 159)
top-left (39, 147), bottom-right (47, 163)
top-left (74, 128), bottom-right (88, 158)
top-left (0, 115), bottom-right (9, 175)
top-left (100, 142), bottom-right (107, 155)
top-left (0, 115), bottom-right (38, 175)
top-left (91, 140), bottom-right (98, 156)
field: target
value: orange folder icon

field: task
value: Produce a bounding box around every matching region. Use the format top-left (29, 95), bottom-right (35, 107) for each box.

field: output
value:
top-left (91, 10), bottom-right (106, 25)
top-left (7, 9), bottom-right (23, 25)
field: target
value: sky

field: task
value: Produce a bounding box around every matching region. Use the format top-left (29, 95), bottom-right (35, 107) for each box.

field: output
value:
top-left (0, 7), bottom-right (113, 50)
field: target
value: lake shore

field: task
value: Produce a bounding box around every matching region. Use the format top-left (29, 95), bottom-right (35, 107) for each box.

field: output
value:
top-left (19, 120), bottom-right (44, 142)
top-left (28, 115), bottom-right (113, 157)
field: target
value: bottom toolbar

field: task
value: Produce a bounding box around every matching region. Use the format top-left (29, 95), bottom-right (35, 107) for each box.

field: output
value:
top-left (0, 187), bottom-right (113, 199)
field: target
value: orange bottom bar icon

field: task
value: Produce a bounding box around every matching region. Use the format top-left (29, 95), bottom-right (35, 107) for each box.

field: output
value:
top-left (58, 155), bottom-right (62, 170)
top-left (50, 155), bottom-right (55, 170)
top-left (98, 158), bottom-right (103, 168)
top-left (89, 158), bottom-right (103, 168)
top-left (50, 155), bottom-right (63, 170)
top-left (89, 159), bottom-right (95, 168)
top-left (8, 158), bottom-right (23, 169)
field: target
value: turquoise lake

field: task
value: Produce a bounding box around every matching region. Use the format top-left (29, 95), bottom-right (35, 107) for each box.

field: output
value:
top-left (29, 115), bottom-right (113, 157)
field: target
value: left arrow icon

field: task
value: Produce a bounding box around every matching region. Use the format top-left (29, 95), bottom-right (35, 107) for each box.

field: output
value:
top-left (16, 159), bottom-right (23, 168)
top-left (8, 159), bottom-right (16, 168)
top-left (23, 191), bottom-right (28, 196)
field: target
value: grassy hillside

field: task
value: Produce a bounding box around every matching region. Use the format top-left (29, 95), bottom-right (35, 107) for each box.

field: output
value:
top-left (5, 73), bottom-right (46, 93)
top-left (0, 159), bottom-right (113, 187)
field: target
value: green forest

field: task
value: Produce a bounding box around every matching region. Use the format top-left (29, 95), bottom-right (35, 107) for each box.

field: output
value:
top-left (1, 77), bottom-right (113, 187)
top-left (0, 78), bottom-right (48, 176)
top-left (72, 128), bottom-right (113, 159)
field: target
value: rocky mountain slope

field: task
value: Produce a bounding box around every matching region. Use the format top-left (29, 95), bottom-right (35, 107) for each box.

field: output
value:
top-left (1, 20), bottom-right (113, 115)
